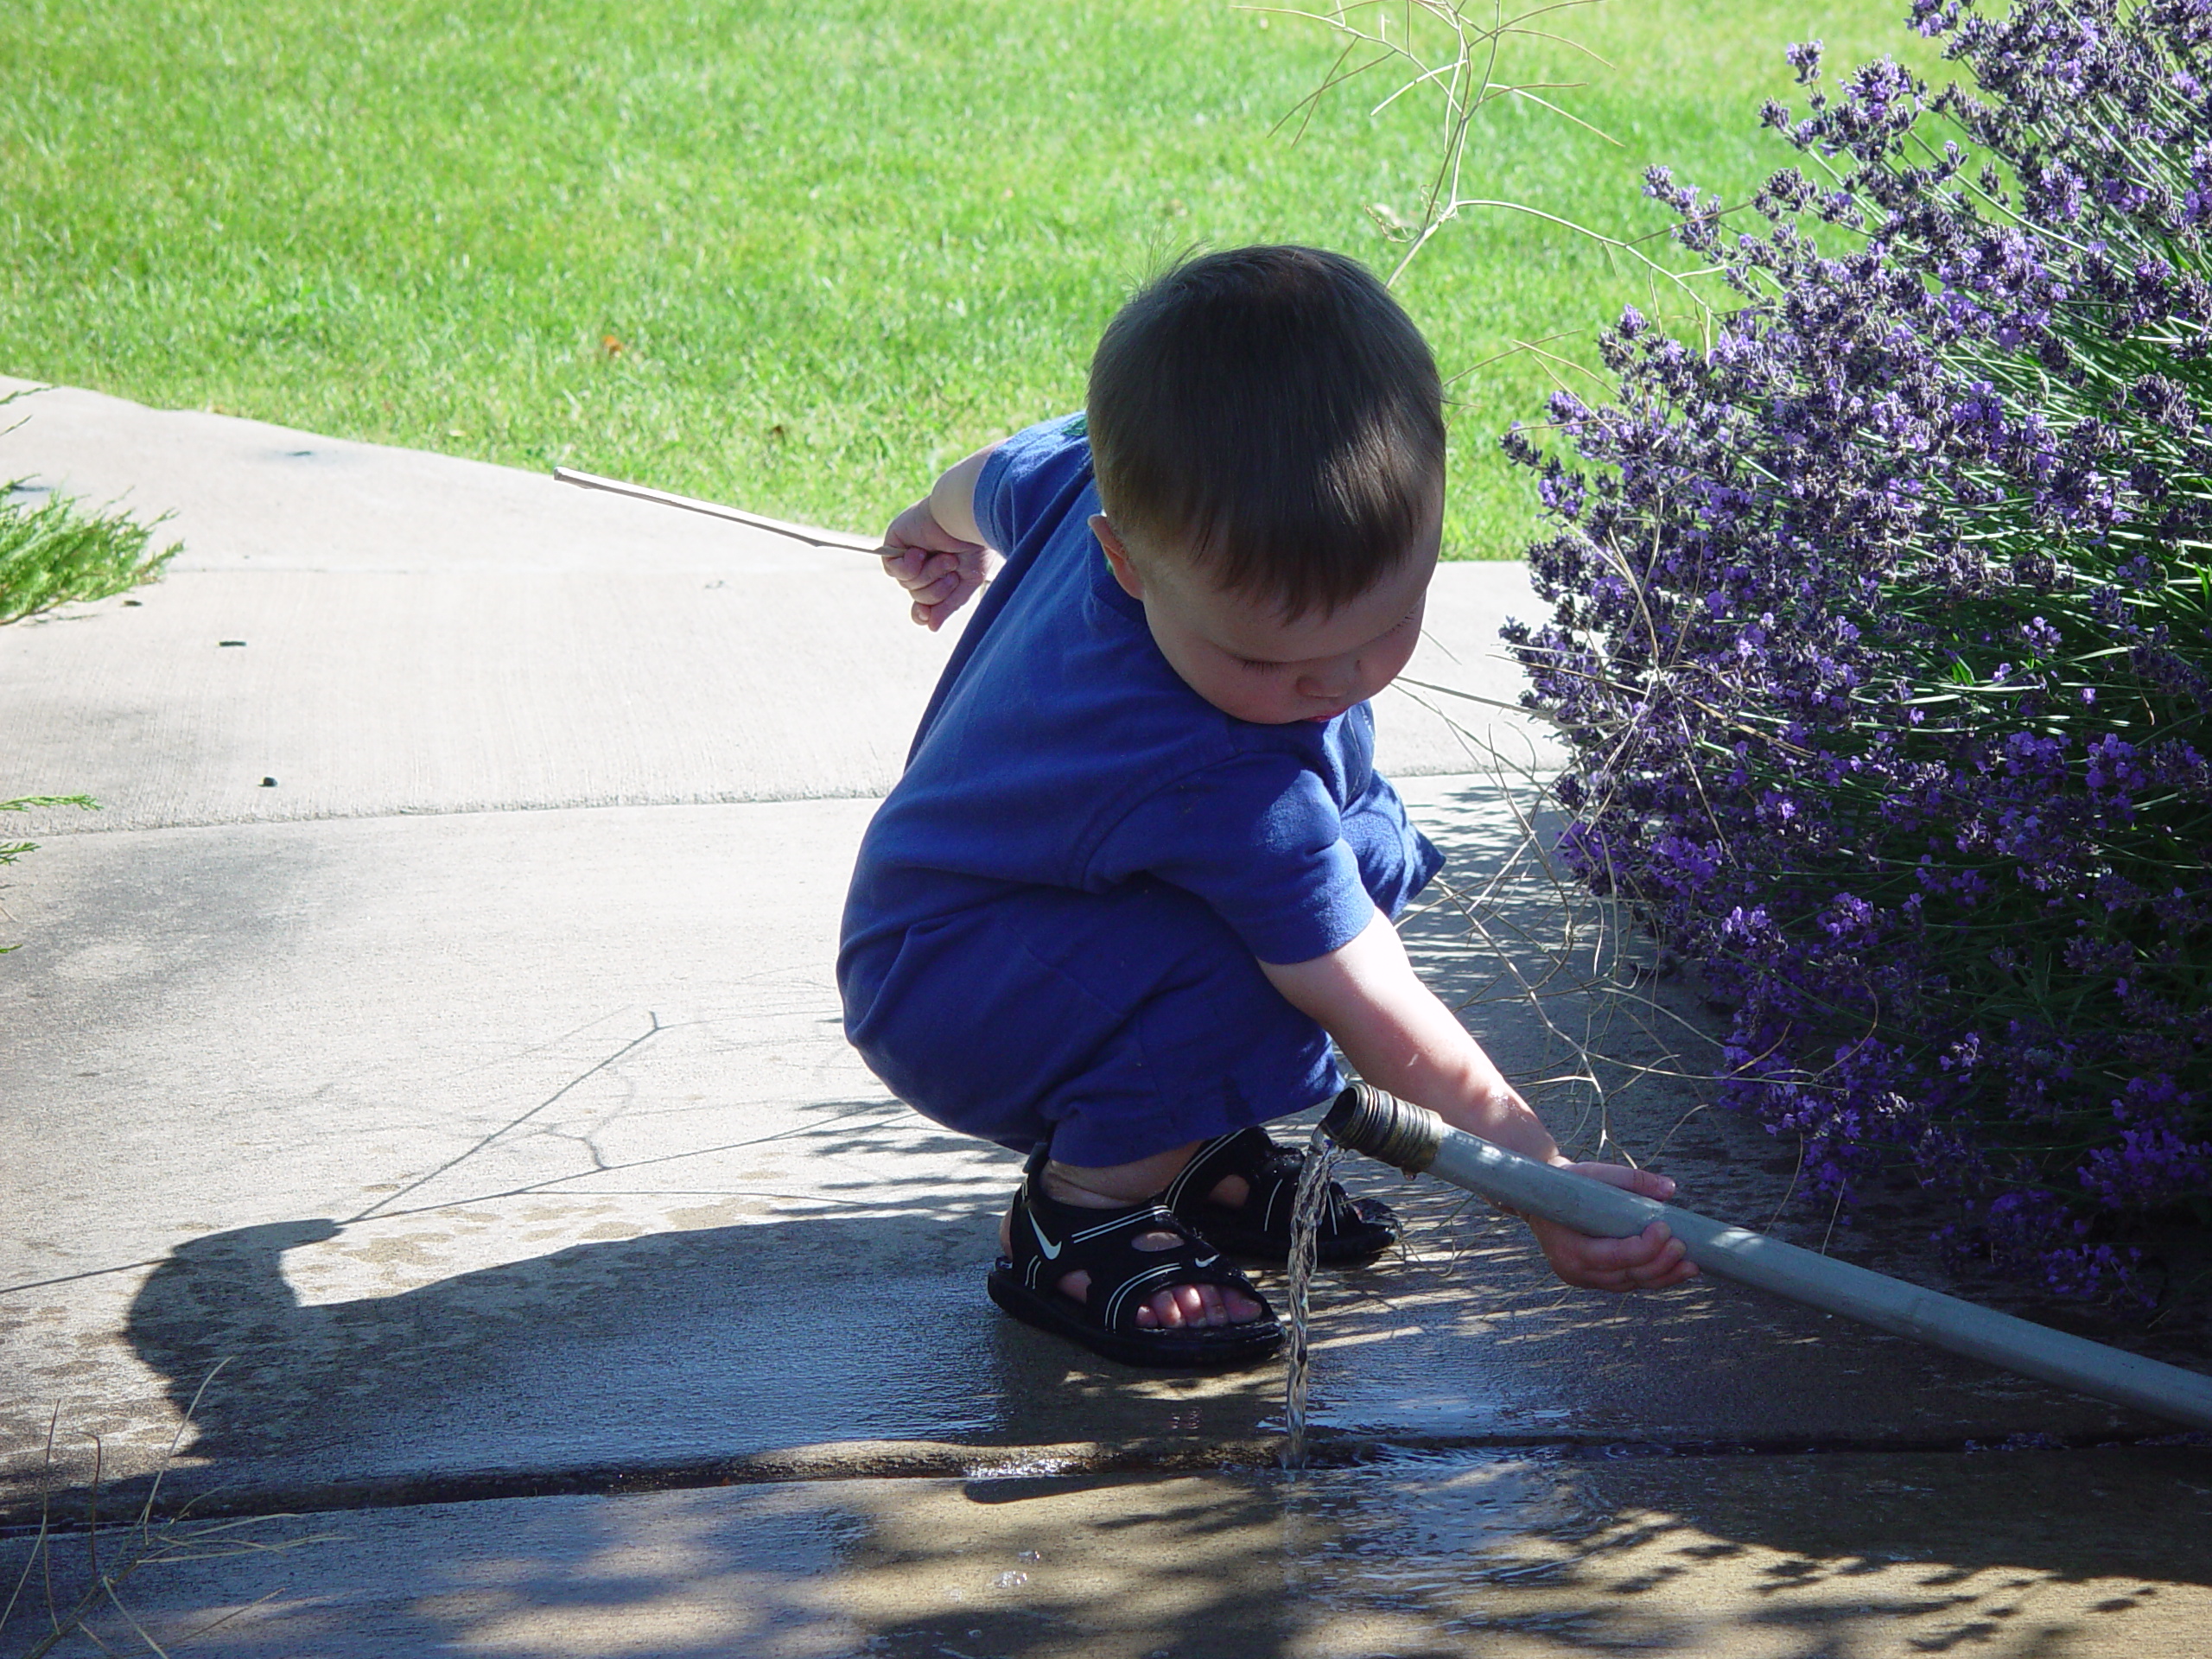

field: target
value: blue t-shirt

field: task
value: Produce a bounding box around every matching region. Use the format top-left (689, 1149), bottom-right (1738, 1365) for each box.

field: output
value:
top-left (841, 414), bottom-right (1439, 976)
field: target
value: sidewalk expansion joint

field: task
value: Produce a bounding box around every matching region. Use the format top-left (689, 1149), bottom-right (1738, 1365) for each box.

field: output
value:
top-left (9, 1428), bottom-right (2206, 1535)
top-left (17, 790), bottom-right (893, 838)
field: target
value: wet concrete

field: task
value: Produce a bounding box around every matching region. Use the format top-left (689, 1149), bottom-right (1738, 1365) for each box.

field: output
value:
top-left (4, 780), bottom-right (2186, 1531)
top-left (9, 1446), bottom-right (2209, 1656)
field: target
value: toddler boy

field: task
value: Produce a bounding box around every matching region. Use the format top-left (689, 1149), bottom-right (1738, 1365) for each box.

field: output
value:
top-left (841, 246), bottom-right (1694, 1370)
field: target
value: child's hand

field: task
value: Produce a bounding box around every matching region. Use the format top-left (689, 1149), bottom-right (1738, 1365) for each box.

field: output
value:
top-left (1524, 1162), bottom-right (1701, 1292)
top-left (879, 498), bottom-right (994, 631)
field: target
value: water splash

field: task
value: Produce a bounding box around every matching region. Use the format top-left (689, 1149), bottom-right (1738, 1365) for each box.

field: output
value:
top-left (1281, 1123), bottom-right (1343, 1471)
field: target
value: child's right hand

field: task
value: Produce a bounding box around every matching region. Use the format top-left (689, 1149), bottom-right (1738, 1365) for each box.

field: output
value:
top-left (879, 497), bottom-right (993, 632)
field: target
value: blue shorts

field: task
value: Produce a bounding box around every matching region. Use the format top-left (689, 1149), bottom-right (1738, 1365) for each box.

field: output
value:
top-left (842, 875), bottom-right (1341, 1167)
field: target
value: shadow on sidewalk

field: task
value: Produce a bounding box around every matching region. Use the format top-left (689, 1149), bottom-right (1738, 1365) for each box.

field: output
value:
top-left (117, 1205), bottom-right (1280, 1508)
top-left (10, 772), bottom-right (2208, 1653)
top-left (22, 1210), bottom-right (2212, 1659)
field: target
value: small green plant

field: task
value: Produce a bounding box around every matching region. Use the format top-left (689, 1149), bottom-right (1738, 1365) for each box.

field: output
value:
top-left (0, 483), bottom-right (177, 625)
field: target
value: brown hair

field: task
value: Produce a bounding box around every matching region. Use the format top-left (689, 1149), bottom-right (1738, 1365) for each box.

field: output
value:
top-left (1086, 245), bottom-right (1445, 619)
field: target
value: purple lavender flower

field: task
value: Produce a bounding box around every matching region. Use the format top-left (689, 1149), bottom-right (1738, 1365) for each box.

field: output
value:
top-left (1506, 0), bottom-right (2212, 1306)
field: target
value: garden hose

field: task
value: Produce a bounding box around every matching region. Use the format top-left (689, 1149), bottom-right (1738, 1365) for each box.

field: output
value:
top-left (1320, 1082), bottom-right (2212, 1433)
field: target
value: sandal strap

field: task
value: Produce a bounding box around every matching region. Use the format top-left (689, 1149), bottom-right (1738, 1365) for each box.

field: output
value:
top-left (1162, 1125), bottom-right (1357, 1238)
top-left (1007, 1157), bottom-right (1271, 1336)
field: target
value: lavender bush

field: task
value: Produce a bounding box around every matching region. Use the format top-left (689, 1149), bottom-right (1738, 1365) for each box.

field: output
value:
top-left (1505, 0), bottom-right (2212, 1302)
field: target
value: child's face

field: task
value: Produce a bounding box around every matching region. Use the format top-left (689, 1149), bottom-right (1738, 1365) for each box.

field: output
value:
top-left (1091, 498), bottom-right (1440, 726)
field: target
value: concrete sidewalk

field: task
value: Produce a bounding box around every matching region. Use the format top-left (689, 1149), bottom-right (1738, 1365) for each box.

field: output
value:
top-left (3, 378), bottom-right (2208, 1656)
top-left (0, 377), bottom-right (1538, 832)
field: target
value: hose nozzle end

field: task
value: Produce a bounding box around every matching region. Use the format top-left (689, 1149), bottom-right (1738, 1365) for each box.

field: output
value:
top-left (1320, 1083), bottom-right (1445, 1175)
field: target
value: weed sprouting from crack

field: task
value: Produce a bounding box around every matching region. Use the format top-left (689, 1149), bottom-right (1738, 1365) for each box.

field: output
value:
top-left (1250, 0), bottom-right (1731, 327)
top-left (2, 1363), bottom-right (339, 1657)
top-left (1285, 678), bottom-right (1745, 1453)
top-left (1391, 681), bottom-right (1732, 1185)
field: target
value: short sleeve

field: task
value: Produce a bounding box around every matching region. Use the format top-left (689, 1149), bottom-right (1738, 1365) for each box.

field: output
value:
top-left (1087, 755), bottom-right (1376, 964)
top-left (975, 414), bottom-right (1093, 555)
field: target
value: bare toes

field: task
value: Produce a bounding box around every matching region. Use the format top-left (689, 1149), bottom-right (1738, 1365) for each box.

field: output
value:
top-left (1084, 1271), bottom-right (1262, 1334)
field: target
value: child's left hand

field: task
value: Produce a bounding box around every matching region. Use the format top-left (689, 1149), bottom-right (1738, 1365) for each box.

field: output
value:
top-left (1524, 1162), bottom-right (1701, 1291)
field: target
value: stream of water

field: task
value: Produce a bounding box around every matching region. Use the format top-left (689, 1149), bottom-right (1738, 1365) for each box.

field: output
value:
top-left (1281, 1124), bottom-right (1343, 1471)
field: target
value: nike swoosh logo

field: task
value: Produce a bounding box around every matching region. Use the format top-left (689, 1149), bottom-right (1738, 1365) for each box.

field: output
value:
top-left (1193, 1254), bottom-right (1217, 1268)
top-left (1028, 1211), bottom-right (1063, 1261)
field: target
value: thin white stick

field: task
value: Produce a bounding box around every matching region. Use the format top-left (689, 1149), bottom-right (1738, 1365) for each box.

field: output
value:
top-left (551, 467), bottom-right (882, 553)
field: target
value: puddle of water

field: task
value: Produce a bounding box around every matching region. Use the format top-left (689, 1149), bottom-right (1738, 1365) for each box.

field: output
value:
top-left (1281, 1126), bottom-right (1343, 1471)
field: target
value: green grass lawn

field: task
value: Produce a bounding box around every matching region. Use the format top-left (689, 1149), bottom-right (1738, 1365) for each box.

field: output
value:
top-left (0, 0), bottom-right (1935, 556)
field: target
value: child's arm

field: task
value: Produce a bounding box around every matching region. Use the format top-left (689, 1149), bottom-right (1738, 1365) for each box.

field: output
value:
top-left (879, 443), bottom-right (1001, 632)
top-left (1261, 909), bottom-right (1699, 1292)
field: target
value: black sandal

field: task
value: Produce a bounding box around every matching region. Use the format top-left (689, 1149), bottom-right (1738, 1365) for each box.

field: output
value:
top-left (1161, 1125), bottom-right (1401, 1265)
top-left (987, 1147), bottom-right (1282, 1370)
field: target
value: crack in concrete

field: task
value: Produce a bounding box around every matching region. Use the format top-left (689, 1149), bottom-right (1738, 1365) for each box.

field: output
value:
top-left (346, 1014), bottom-right (669, 1224)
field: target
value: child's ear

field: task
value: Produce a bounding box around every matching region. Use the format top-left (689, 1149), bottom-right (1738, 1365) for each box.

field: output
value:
top-left (1090, 513), bottom-right (1147, 601)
